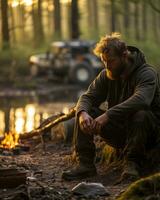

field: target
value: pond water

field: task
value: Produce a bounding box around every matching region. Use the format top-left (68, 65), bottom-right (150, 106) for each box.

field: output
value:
top-left (0, 87), bottom-right (85, 136)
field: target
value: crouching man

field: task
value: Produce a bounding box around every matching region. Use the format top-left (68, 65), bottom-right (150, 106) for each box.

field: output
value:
top-left (62, 33), bottom-right (160, 181)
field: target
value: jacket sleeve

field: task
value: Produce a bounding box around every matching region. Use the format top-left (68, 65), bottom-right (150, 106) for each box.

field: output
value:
top-left (76, 70), bottom-right (108, 115)
top-left (107, 68), bottom-right (157, 120)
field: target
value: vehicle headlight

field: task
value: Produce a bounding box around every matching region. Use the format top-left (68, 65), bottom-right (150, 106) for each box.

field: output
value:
top-left (30, 56), bottom-right (39, 64)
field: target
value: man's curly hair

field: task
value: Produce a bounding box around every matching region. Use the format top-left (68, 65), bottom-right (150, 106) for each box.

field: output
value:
top-left (93, 32), bottom-right (127, 57)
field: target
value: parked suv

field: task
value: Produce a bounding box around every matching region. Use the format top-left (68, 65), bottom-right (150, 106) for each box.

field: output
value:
top-left (29, 40), bottom-right (103, 85)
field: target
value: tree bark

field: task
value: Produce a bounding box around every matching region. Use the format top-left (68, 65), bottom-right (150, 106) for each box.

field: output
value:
top-left (31, 0), bottom-right (44, 47)
top-left (134, 1), bottom-right (140, 40)
top-left (53, 0), bottom-right (61, 39)
top-left (71, 0), bottom-right (80, 39)
top-left (37, 0), bottom-right (44, 41)
top-left (110, 0), bottom-right (116, 32)
top-left (18, 3), bottom-right (26, 43)
top-left (123, 0), bottom-right (130, 37)
top-left (142, 0), bottom-right (148, 40)
top-left (92, 0), bottom-right (99, 31)
top-left (1, 0), bottom-right (10, 49)
top-left (9, 4), bottom-right (16, 44)
top-left (87, 0), bottom-right (99, 38)
top-left (151, 5), bottom-right (159, 43)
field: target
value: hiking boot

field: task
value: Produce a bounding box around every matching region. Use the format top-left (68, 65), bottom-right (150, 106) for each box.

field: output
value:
top-left (121, 161), bottom-right (139, 181)
top-left (62, 164), bottom-right (97, 181)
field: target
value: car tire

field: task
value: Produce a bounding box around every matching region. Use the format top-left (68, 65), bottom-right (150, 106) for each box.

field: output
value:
top-left (69, 62), bottom-right (94, 85)
top-left (30, 64), bottom-right (39, 77)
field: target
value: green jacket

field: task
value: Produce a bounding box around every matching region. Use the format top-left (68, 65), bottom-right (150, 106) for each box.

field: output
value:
top-left (76, 46), bottom-right (160, 124)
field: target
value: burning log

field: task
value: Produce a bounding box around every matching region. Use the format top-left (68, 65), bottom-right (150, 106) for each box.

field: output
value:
top-left (0, 132), bottom-right (30, 155)
top-left (0, 132), bottom-right (19, 149)
top-left (0, 132), bottom-right (19, 153)
top-left (20, 106), bottom-right (76, 140)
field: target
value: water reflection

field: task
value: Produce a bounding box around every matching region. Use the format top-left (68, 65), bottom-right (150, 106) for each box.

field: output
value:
top-left (15, 108), bottom-right (25, 134)
top-left (0, 101), bottom-right (76, 136)
top-left (0, 103), bottom-right (72, 136)
top-left (0, 104), bottom-right (39, 136)
top-left (0, 87), bottom-right (84, 136)
top-left (25, 104), bottom-right (36, 132)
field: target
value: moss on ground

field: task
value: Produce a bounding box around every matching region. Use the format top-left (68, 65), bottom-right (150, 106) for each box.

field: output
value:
top-left (117, 173), bottom-right (160, 200)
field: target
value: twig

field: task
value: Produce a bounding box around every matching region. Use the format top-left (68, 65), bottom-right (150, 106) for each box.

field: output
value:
top-left (20, 107), bottom-right (76, 140)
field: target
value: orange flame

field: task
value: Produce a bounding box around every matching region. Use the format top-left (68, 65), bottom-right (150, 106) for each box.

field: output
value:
top-left (0, 132), bottom-right (19, 149)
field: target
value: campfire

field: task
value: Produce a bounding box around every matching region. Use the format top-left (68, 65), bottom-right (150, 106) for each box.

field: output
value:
top-left (0, 132), bottom-right (19, 149)
top-left (0, 132), bottom-right (30, 156)
top-left (0, 106), bottom-right (76, 154)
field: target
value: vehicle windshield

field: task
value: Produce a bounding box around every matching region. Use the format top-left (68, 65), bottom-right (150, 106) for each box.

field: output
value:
top-left (50, 41), bottom-right (94, 56)
top-left (51, 47), bottom-right (68, 55)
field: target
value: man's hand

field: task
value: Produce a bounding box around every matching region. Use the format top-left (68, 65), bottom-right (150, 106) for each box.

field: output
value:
top-left (78, 111), bottom-right (94, 134)
top-left (93, 113), bottom-right (108, 134)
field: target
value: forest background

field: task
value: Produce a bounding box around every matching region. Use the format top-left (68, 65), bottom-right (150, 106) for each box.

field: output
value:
top-left (0, 0), bottom-right (160, 85)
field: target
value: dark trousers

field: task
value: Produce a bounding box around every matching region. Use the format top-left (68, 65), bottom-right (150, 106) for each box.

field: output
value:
top-left (73, 108), bottom-right (159, 166)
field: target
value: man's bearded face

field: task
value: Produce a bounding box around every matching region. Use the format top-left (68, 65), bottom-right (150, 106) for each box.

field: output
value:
top-left (101, 51), bottom-right (126, 80)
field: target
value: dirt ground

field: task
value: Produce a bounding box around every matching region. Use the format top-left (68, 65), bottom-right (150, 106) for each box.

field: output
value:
top-left (0, 98), bottom-right (131, 200)
top-left (0, 138), bottom-right (130, 200)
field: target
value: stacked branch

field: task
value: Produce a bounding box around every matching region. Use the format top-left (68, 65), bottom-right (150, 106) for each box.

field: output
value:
top-left (20, 107), bottom-right (76, 140)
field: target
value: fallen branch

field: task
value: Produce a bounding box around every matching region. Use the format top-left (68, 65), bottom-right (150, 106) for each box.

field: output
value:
top-left (20, 107), bottom-right (76, 140)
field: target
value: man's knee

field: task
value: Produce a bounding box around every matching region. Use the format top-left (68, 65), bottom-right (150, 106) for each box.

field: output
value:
top-left (131, 110), bottom-right (151, 123)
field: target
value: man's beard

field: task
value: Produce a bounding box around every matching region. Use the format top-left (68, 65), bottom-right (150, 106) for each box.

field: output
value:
top-left (106, 64), bottom-right (126, 80)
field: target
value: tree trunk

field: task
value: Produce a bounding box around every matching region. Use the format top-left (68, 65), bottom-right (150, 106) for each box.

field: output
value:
top-left (32, 3), bottom-right (37, 46)
top-left (71, 0), bottom-right (80, 39)
top-left (142, 0), bottom-right (148, 40)
top-left (53, 0), bottom-right (61, 39)
top-left (152, 6), bottom-right (159, 43)
top-left (134, 1), bottom-right (140, 40)
top-left (87, 0), bottom-right (99, 38)
top-left (18, 3), bottom-right (26, 43)
top-left (123, 0), bottom-right (130, 37)
top-left (148, 0), bottom-right (160, 42)
top-left (92, 0), bottom-right (99, 31)
top-left (31, 0), bottom-right (44, 47)
top-left (37, 0), bottom-right (44, 41)
top-left (110, 0), bottom-right (116, 32)
top-left (9, 4), bottom-right (16, 44)
top-left (1, 0), bottom-right (10, 49)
